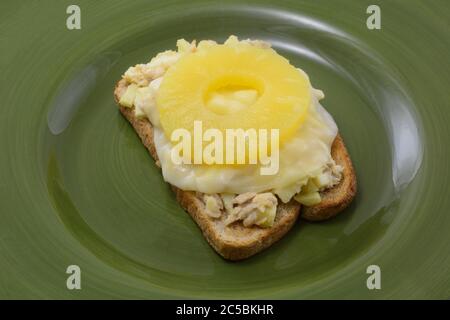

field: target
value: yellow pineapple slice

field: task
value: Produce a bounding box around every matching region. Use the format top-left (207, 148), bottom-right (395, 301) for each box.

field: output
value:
top-left (206, 87), bottom-right (259, 114)
top-left (156, 40), bottom-right (311, 146)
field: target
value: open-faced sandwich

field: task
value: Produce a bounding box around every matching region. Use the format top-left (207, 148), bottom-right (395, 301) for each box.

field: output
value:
top-left (114, 36), bottom-right (356, 260)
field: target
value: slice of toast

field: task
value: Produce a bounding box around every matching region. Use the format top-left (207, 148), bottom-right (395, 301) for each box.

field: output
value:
top-left (114, 79), bottom-right (356, 260)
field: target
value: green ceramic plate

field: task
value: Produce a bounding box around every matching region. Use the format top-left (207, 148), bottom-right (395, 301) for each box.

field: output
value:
top-left (1, 0), bottom-right (450, 299)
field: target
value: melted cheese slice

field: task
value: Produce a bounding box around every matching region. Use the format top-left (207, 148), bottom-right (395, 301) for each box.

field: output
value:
top-left (125, 41), bottom-right (339, 201)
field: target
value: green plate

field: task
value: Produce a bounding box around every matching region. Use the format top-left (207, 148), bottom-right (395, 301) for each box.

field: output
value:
top-left (1, 0), bottom-right (450, 299)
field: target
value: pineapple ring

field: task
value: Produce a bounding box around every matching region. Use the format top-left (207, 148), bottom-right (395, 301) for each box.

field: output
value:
top-left (156, 42), bottom-right (311, 145)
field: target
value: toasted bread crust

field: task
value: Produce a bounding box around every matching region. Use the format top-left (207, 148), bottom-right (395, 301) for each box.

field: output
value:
top-left (172, 187), bottom-right (300, 260)
top-left (114, 79), bottom-right (356, 259)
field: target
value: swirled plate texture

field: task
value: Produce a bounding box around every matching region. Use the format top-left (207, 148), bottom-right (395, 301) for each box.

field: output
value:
top-left (1, 0), bottom-right (449, 299)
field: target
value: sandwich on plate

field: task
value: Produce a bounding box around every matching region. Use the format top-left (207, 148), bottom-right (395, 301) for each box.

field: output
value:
top-left (114, 36), bottom-right (356, 260)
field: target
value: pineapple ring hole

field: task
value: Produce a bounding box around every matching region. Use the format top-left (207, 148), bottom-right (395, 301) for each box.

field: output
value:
top-left (203, 75), bottom-right (264, 115)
